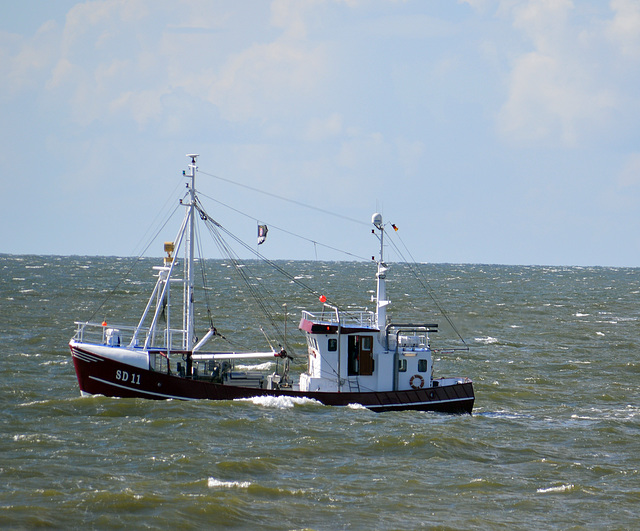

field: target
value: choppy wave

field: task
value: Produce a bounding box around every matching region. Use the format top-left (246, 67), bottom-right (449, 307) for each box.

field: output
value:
top-left (2, 257), bottom-right (640, 529)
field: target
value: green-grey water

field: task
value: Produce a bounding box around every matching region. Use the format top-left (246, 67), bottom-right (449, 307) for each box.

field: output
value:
top-left (1, 254), bottom-right (639, 529)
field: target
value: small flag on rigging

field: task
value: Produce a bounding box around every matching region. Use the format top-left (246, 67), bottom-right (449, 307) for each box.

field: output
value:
top-left (258, 224), bottom-right (268, 245)
top-left (391, 223), bottom-right (398, 232)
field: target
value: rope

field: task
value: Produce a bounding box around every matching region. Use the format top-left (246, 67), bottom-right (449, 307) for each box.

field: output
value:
top-left (196, 190), bottom-right (369, 261)
top-left (197, 169), bottom-right (368, 227)
top-left (84, 200), bottom-right (183, 324)
top-left (386, 230), bottom-right (469, 350)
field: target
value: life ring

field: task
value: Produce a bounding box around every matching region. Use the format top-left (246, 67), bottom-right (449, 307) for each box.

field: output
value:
top-left (409, 374), bottom-right (425, 389)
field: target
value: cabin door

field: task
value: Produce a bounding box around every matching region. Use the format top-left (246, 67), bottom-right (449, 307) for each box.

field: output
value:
top-left (348, 335), bottom-right (374, 376)
top-left (359, 335), bottom-right (374, 375)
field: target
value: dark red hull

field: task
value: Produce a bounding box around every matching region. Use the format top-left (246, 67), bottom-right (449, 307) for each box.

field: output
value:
top-left (71, 345), bottom-right (474, 414)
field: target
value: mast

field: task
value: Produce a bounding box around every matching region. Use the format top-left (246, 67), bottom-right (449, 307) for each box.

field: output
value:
top-left (184, 154), bottom-right (198, 351)
top-left (372, 213), bottom-right (390, 330)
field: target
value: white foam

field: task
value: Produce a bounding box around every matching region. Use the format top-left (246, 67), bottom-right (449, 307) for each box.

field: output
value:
top-left (537, 484), bottom-right (574, 494)
top-left (235, 362), bottom-right (273, 371)
top-left (235, 395), bottom-right (321, 409)
top-left (475, 336), bottom-right (498, 344)
top-left (207, 478), bottom-right (251, 489)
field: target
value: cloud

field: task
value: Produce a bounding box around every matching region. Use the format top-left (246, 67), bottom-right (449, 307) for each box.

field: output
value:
top-left (32, 0), bottom-right (332, 131)
top-left (338, 130), bottom-right (388, 170)
top-left (618, 152), bottom-right (640, 188)
top-left (606, 0), bottom-right (640, 58)
top-left (0, 20), bottom-right (60, 97)
top-left (2, 0), bottom-right (640, 265)
top-left (498, 50), bottom-right (615, 146)
top-left (495, 0), bottom-right (637, 147)
top-left (270, 0), bottom-right (323, 40)
top-left (395, 138), bottom-right (425, 177)
top-left (305, 113), bottom-right (343, 141)
top-left (206, 38), bottom-right (329, 124)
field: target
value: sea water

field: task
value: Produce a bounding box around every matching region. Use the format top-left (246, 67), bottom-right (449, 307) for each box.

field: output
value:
top-left (1, 255), bottom-right (639, 529)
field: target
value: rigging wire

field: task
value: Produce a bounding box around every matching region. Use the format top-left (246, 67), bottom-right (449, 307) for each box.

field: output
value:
top-left (196, 199), bottom-right (295, 356)
top-left (85, 164), bottom-right (469, 362)
top-left (194, 213), bottom-right (215, 329)
top-left (385, 229), bottom-right (469, 350)
top-left (197, 169), bottom-right (369, 227)
top-left (196, 189), bottom-right (370, 261)
top-left (196, 199), bottom-right (366, 324)
top-left (84, 201), bottom-right (183, 324)
top-left (129, 177), bottom-right (188, 260)
top-left (194, 169), bottom-right (466, 345)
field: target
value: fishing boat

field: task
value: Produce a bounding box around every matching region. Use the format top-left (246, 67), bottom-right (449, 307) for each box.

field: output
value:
top-left (70, 155), bottom-right (474, 413)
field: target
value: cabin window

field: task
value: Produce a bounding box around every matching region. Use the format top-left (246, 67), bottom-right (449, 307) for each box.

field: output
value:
top-left (328, 338), bottom-right (337, 351)
top-left (398, 359), bottom-right (407, 372)
top-left (418, 359), bottom-right (428, 372)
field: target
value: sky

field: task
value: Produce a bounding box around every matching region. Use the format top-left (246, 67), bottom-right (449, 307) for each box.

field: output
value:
top-left (1, 0), bottom-right (640, 266)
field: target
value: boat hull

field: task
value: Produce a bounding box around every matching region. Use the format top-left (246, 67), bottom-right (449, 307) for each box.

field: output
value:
top-left (70, 344), bottom-right (474, 414)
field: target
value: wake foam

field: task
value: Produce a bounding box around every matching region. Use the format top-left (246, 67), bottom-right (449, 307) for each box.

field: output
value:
top-left (235, 395), bottom-right (321, 409)
top-left (235, 362), bottom-right (273, 371)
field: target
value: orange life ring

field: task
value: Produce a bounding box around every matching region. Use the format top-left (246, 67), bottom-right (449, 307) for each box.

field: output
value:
top-left (409, 374), bottom-right (425, 389)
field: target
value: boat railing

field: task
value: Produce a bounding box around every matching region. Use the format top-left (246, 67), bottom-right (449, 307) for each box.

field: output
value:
top-left (301, 308), bottom-right (376, 328)
top-left (73, 321), bottom-right (140, 346)
top-left (73, 321), bottom-right (186, 350)
top-left (384, 323), bottom-right (438, 350)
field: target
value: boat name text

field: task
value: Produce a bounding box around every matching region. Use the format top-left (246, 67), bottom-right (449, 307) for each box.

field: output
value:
top-left (116, 370), bottom-right (141, 385)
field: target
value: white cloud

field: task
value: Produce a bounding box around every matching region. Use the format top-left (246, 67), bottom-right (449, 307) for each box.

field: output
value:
top-left (607, 0), bottom-right (640, 58)
top-left (395, 138), bottom-right (424, 177)
top-left (270, 0), bottom-right (323, 40)
top-left (496, 0), bottom-right (634, 147)
top-left (206, 39), bottom-right (329, 124)
top-left (498, 50), bottom-right (615, 146)
top-left (0, 20), bottom-right (59, 96)
top-left (338, 131), bottom-right (387, 170)
top-left (2, 0), bottom-right (640, 264)
top-left (618, 152), bottom-right (640, 188)
top-left (305, 113), bottom-right (343, 141)
top-left (22, 0), bottom-right (333, 130)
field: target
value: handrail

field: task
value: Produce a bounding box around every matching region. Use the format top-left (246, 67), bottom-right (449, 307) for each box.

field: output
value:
top-left (301, 309), bottom-right (375, 327)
